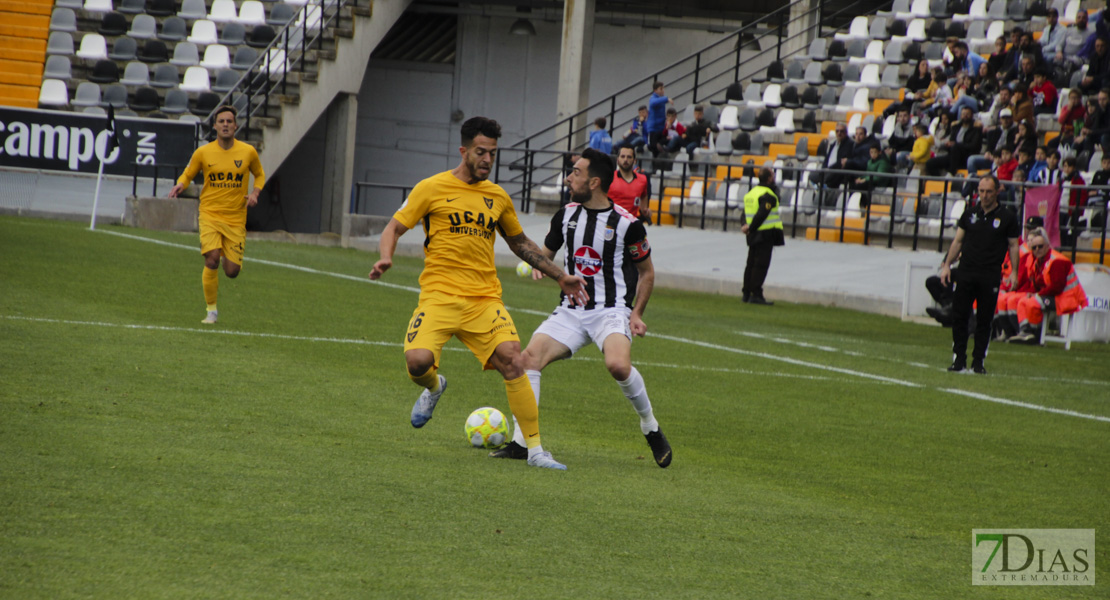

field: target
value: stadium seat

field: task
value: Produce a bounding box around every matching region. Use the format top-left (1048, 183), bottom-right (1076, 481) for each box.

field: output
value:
top-left (823, 63), bottom-right (844, 86)
top-left (725, 81), bottom-right (743, 102)
top-left (859, 64), bottom-right (882, 89)
top-left (844, 39), bottom-right (867, 63)
top-left (738, 108), bottom-right (758, 132)
top-left (188, 20), bottom-right (219, 45)
top-left (261, 48), bottom-right (288, 77)
top-left (108, 36), bottom-right (137, 61)
top-left (781, 85), bottom-right (801, 109)
top-left (159, 17), bottom-right (188, 41)
top-left (834, 16), bottom-right (869, 41)
top-left (87, 59), bottom-right (120, 83)
top-left (102, 82), bottom-right (127, 108)
top-left (119, 61), bottom-right (149, 86)
top-left (231, 46), bottom-right (259, 70)
top-left (47, 32), bottom-right (74, 56)
top-left (98, 11), bottom-right (128, 36)
top-left (801, 111), bottom-right (818, 133)
top-left (218, 22), bottom-right (246, 46)
top-left (884, 39), bottom-right (905, 64)
top-left (51, 8), bottom-right (78, 33)
top-left (192, 91), bottom-right (220, 115)
top-left (171, 42), bottom-right (200, 66)
top-left (739, 82), bottom-right (761, 108)
top-left (785, 59), bottom-right (805, 84)
top-left (84, 0), bottom-right (114, 13)
top-left (806, 38), bottom-right (828, 61)
top-left (180, 66), bottom-right (211, 92)
top-left (879, 0), bottom-right (911, 18)
top-left (238, 1), bottom-right (267, 26)
top-left (946, 21), bottom-right (966, 38)
top-left (201, 44), bottom-right (231, 70)
top-left (179, 0), bottom-right (207, 21)
top-left (818, 87), bottom-right (838, 109)
top-left (802, 62), bottom-right (823, 87)
top-left (146, 0), bottom-right (175, 15)
top-left (952, 0), bottom-right (987, 22)
top-left (83, 106), bottom-right (107, 115)
top-left (880, 64), bottom-right (902, 89)
top-left (828, 39), bottom-right (848, 61)
top-left (208, 0), bottom-right (237, 22)
top-left (72, 82), bottom-right (102, 107)
top-left (231, 91), bottom-right (249, 115)
top-left (38, 79), bottom-right (69, 106)
top-left (248, 25), bottom-right (276, 48)
top-left (718, 104), bottom-right (739, 130)
top-left (162, 88), bottom-right (189, 114)
top-left (76, 34), bottom-right (109, 61)
top-left (43, 56), bottom-right (73, 80)
top-left (930, 0), bottom-right (951, 17)
top-left (770, 108), bottom-right (796, 134)
top-left (801, 86), bottom-right (820, 110)
top-left (151, 63), bottom-right (179, 88)
top-left (731, 131), bottom-right (750, 152)
top-left (212, 68), bottom-right (240, 93)
top-left (927, 19), bottom-right (947, 41)
top-left (137, 39), bottom-right (168, 63)
top-left (128, 14), bottom-right (158, 39)
top-left (268, 3), bottom-right (297, 26)
top-left (715, 130), bottom-right (733, 156)
top-left (130, 86), bottom-right (160, 111)
top-left (986, 0), bottom-right (1006, 19)
top-left (869, 16), bottom-right (891, 41)
top-left (118, 0), bottom-right (144, 13)
top-left (755, 108), bottom-right (775, 130)
top-left (762, 84), bottom-right (782, 109)
top-left (887, 18), bottom-right (908, 37)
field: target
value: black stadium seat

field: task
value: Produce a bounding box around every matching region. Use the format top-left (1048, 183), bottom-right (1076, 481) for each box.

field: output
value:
top-left (129, 86), bottom-right (160, 112)
top-left (247, 25), bottom-right (276, 48)
top-left (146, 0), bottom-right (175, 17)
top-left (98, 11), bottom-right (128, 36)
top-left (137, 39), bottom-right (168, 63)
top-left (927, 20), bottom-right (947, 41)
top-left (801, 110), bottom-right (817, 133)
top-left (781, 85), bottom-right (800, 109)
top-left (192, 92), bottom-right (220, 116)
top-left (87, 59), bottom-right (119, 83)
top-left (725, 81), bottom-right (742, 102)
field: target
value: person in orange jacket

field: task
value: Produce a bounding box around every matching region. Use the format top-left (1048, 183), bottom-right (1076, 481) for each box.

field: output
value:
top-left (1008, 228), bottom-right (1089, 343)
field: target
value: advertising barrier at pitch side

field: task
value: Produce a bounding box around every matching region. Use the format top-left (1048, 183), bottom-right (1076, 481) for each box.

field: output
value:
top-left (0, 106), bottom-right (196, 176)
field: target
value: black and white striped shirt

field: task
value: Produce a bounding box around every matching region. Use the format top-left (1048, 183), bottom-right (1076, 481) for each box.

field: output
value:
top-left (544, 201), bottom-right (650, 310)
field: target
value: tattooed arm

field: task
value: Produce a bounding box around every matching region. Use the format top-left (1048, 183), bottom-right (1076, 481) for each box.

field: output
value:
top-left (503, 232), bottom-right (588, 305)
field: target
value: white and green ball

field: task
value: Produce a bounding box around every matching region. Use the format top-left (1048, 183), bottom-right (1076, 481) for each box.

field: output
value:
top-left (465, 407), bottom-right (510, 449)
top-left (515, 261), bottom-right (533, 277)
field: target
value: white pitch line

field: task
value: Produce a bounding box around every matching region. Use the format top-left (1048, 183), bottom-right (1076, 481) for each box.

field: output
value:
top-left (735, 331), bottom-right (864, 355)
top-left (940, 388), bottom-right (1110, 423)
top-left (86, 228), bottom-right (1110, 422)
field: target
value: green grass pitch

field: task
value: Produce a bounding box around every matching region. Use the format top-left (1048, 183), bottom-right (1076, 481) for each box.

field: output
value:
top-left (1, 215), bottom-right (1106, 598)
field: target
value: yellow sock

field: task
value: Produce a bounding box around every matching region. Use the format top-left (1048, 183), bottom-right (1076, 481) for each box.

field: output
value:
top-left (202, 267), bottom-right (218, 310)
top-left (505, 374), bottom-right (541, 449)
top-left (410, 365), bottom-right (440, 392)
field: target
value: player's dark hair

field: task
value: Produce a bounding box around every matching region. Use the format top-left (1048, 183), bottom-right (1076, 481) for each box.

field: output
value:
top-left (653, 80), bottom-right (664, 92)
top-left (595, 116), bottom-right (607, 129)
top-left (460, 117), bottom-right (502, 147)
top-left (213, 105), bottom-right (237, 121)
top-left (581, 148), bottom-right (615, 192)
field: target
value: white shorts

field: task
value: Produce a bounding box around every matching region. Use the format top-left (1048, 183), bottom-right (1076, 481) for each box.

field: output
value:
top-left (532, 306), bottom-right (631, 355)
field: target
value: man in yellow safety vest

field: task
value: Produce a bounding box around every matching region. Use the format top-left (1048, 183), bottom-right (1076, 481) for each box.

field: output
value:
top-left (741, 167), bottom-right (785, 305)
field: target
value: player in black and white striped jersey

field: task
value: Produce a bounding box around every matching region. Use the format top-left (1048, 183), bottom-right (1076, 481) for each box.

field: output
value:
top-left (489, 149), bottom-right (672, 467)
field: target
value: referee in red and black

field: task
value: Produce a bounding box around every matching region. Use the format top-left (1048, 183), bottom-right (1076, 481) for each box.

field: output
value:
top-left (938, 175), bottom-right (1021, 374)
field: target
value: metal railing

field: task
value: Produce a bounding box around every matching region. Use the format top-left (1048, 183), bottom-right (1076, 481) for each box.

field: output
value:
top-left (503, 0), bottom-right (889, 207)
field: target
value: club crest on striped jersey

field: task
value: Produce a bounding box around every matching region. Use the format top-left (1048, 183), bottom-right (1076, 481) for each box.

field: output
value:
top-left (604, 227), bottom-right (615, 241)
top-left (573, 246), bottom-right (603, 276)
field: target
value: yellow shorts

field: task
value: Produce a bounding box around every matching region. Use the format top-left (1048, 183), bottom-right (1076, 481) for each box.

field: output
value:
top-left (199, 218), bottom-right (246, 265)
top-left (403, 290), bottom-right (521, 370)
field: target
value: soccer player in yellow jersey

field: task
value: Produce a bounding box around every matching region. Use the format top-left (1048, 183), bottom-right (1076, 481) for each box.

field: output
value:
top-left (168, 106), bottom-right (265, 324)
top-left (369, 117), bottom-right (587, 470)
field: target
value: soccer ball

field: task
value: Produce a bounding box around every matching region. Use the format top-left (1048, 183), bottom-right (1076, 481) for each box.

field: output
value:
top-left (465, 407), bottom-right (510, 449)
top-left (515, 261), bottom-right (533, 277)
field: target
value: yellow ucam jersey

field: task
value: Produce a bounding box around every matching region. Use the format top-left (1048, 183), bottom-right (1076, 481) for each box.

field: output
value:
top-left (393, 171), bottom-right (524, 299)
top-left (177, 139), bottom-right (265, 227)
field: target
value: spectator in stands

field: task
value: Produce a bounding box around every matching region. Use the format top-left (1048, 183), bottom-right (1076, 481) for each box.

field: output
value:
top-left (939, 174), bottom-right (1021, 373)
top-left (980, 86), bottom-right (1013, 129)
top-left (912, 68), bottom-right (943, 116)
top-left (887, 109), bottom-right (916, 165)
top-left (949, 71), bottom-right (980, 116)
top-left (614, 105), bottom-right (649, 153)
top-left (886, 59), bottom-right (933, 118)
top-left (740, 167), bottom-right (784, 306)
top-left (970, 108), bottom-right (1016, 172)
top-left (1058, 88), bottom-right (1087, 135)
top-left (1081, 37), bottom-right (1110, 94)
top-left (646, 81), bottom-right (671, 158)
top-left (682, 105), bottom-right (718, 158)
top-left (1016, 146), bottom-right (1037, 181)
top-left (1030, 70), bottom-right (1059, 117)
top-left (987, 36), bottom-right (1009, 78)
top-left (848, 126), bottom-right (881, 168)
top-left (996, 146), bottom-right (1019, 182)
top-left (1089, 155), bottom-right (1110, 226)
top-left (925, 111), bottom-right (955, 175)
top-left (929, 70), bottom-right (954, 117)
top-left (930, 106), bottom-right (981, 175)
top-left (610, 145), bottom-right (652, 224)
top-left (820, 123), bottom-right (855, 192)
top-left (855, 145), bottom-right (894, 209)
top-left (1015, 56), bottom-right (1038, 88)
top-left (1041, 8), bottom-right (1067, 59)
top-left (1006, 31), bottom-right (1047, 84)
top-left (952, 42), bottom-right (986, 82)
top-left (656, 108), bottom-right (686, 155)
top-left (1054, 9), bottom-right (1089, 74)
top-left (1060, 156), bottom-right (1090, 244)
top-left (1000, 28), bottom-right (1026, 80)
top-left (906, 123), bottom-right (934, 172)
top-left (1012, 86), bottom-right (1035, 129)
top-left (972, 62), bottom-right (999, 107)
top-left (1008, 227), bottom-right (1089, 343)
top-left (1076, 87), bottom-right (1110, 153)
top-left (1035, 149), bottom-right (1061, 184)
top-left (588, 117), bottom-right (612, 154)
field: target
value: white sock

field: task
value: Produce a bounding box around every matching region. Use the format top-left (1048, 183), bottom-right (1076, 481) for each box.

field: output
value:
top-left (527, 445), bottom-right (545, 459)
top-left (617, 367), bottom-right (658, 435)
top-left (512, 369), bottom-right (542, 447)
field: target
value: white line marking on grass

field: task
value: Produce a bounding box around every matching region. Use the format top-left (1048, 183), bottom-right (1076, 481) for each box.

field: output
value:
top-left (652, 332), bottom-right (921, 387)
top-left (95, 228), bottom-right (422, 294)
top-left (89, 228), bottom-right (1110, 421)
top-left (735, 331), bottom-right (864, 355)
top-left (940, 388), bottom-right (1110, 423)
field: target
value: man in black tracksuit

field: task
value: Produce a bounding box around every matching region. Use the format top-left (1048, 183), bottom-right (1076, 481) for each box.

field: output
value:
top-left (938, 175), bottom-right (1021, 374)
